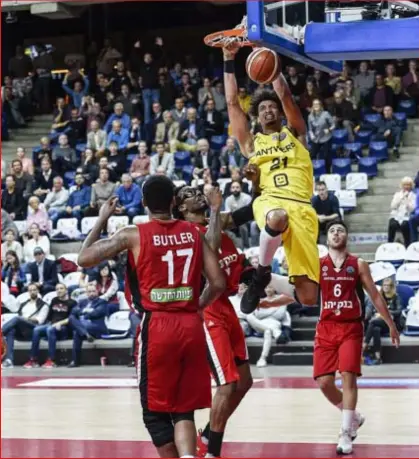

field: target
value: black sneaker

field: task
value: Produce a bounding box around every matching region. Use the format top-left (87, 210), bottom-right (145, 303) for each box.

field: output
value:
top-left (240, 265), bottom-right (272, 314)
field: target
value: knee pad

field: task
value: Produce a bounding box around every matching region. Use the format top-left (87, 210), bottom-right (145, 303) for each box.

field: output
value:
top-left (171, 411), bottom-right (195, 424)
top-left (143, 408), bottom-right (174, 448)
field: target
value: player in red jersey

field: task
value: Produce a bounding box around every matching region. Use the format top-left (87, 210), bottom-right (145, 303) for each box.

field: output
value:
top-left (78, 176), bottom-right (226, 459)
top-left (314, 221), bottom-right (400, 455)
top-left (174, 185), bottom-right (253, 458)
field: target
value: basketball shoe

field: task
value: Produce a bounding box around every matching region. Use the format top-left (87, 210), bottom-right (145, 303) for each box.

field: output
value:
top-left (337, 429), bottom-right (353, 455)
top-left (196, 430), bottom-right (208, 458)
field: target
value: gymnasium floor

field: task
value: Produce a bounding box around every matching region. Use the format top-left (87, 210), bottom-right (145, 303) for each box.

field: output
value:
top-left (2, 364), bottom-right (419, 458)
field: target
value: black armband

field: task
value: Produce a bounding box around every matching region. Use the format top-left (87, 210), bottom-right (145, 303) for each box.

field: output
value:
top-left (224, 60), bottom-right (235, 74)
top-left (231, 203), bottom-right (254, 228)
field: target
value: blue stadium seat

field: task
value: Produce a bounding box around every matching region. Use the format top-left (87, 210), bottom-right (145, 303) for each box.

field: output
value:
top-left (332, 129), bottom-right (349, 145)
top-left (394, 112), bottom-right (408, 131)
top-left (64, 171), bottom-right (76, 187)
top-left (344, 142), bottom-right (362, 158)
top-left (76, 143), bottom-right (86, 159)
top-left (369, 141), bottom-right (389, 161)
top-left (331, 158), bottom-right (351, 178)
top-left (396, 284), bottom-right (415, 310)
top-left (355, 130), bottom-right (372, 146)
top-left (398, 99), bottom-right (416, 118)
top-left (127, 154), bottom-right (137, 168)
top-left (174, 151), bottom-right (192, 168)
top-left (312, 160), bottom-right (326, 179)
top-left (363, 113), bottom-right (382, 127)
top-left (358, 156), bottom-right (378, 177)
top-left (182, 165), bottom-right (194, 183)
top-left (210, 135), bottom-right (227, 151)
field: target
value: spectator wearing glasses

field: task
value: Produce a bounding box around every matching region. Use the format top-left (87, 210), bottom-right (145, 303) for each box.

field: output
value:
top-left (1, 283), bottom-right (48, 369)
top-left (27, 247), bottom-right (58, 295)
top-left (23, 283), bottom-right (76, 369)
top-left (68, 283), bottom-right (108, 368)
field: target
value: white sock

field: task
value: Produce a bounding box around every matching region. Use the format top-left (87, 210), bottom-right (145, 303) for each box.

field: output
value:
top-left (181, 456), bottom-right (194, 458)
top-left (336, 402), bottom-right (343, 411)
top-left (205, 454), bottom-right (215, 458)
top-left (342, 409), bottom-right (355, 432)
top-left (201, 436), bottom-right (209, 445)
top-left (259, 229), bottom-right (282, 267)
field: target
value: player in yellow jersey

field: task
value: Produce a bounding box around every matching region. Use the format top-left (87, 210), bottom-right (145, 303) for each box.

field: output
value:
top-left (223, 44), bottom-right (319, 314)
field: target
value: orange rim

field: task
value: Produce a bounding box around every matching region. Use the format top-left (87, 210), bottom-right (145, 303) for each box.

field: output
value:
top-left (204, 28), bottom-right (254, 48)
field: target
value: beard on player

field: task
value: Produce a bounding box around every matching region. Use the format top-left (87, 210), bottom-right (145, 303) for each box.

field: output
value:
top-left (173, 185), bottom-right (208, 220)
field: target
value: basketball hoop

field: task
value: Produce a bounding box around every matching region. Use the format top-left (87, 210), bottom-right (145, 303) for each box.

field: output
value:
top-left (204, 16), bottom-right (254, 48)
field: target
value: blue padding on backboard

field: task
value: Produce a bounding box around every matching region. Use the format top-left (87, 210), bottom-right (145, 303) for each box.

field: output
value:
top-left (246, 1), bottom-right (342, 74)
top-left (305, 18), bottom-right (419, 61)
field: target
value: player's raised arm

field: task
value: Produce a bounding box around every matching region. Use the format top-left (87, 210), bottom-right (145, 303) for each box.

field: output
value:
top-left (199, 235), bottom-right (226, 310)
top-left (223, 45), bottom-right (254, 158)
top-left (358, 259), bottom-right (400, 347)
top-left (272, 73), bottom-right (307, 142)
top-left (78, 197), bottom-right (138, 268)
top-left (205, 187), bottom-right (223, 252)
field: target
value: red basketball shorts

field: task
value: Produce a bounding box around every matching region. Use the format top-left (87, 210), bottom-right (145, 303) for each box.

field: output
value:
top-left (313, 320), bottom-right (364, 379)
top-left (203, 302), bottom-right (249, 386)
top-left (136, 311), bottom-right (212, 413)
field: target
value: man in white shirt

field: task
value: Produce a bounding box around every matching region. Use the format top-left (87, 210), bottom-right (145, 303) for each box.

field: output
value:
top-left (44, 177), bottom-right (69, 225)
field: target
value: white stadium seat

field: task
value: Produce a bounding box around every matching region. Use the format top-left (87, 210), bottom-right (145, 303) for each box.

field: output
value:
top-left (103, 311), bottom-right (131, 339)
top-left (375, 242), bottom-right (406, 267)
top-left (334, 190), bottom-right (357, 211)
top-left (2, 282), bottom-right (10, 299)
top-left (369, 262), bottom-right (396, 284)
top-left (107, 216), bottom-right (129, 235)
top-left (57, 218), bottom-right (78, 232)
top-left (318, 244), bottom-right (328, 258)
top-left (396, 263), bottom-right (419, 289)
top-left (320, 174), bottom-right (341, 192)
top-left (64, 271), bottom-right (83, 288)
top-left (13, 221), bottom-right (27, 235)
top-left (81, 217), bottom-right (99, 235)
top-left (43, 292), bottom-right (57, 305)
top-left (217, 178), bottom-right (232, 194)
top-left (346, 173), bottom-right (368, 193)
top-left (1, 313), bottom-right (18, 327)
top-left (133, 215), bottom-right (149, 225)
top-left (244, 246), bottom-right (260, 259)
top-left (405, 242), bottom-right (419, 262)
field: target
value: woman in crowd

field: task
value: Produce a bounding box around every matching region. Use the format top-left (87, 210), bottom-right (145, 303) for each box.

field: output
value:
top-left (388, 176), bottom-right (416, 247)
top-left (308, 99), bottom-right (336, 173)
top-left (299, 79), bottom-right (318, 121)
top-left (363, 277), bottom-right (402, 365)
top-left (2, 251), bottom-right (26, 297)
top-left (14, 147), bottom-right (34, 176)
top-left (1, 229), bottom-right (23, 263)
top-left (23, 223), bottom-right (51, 263)
top-left (26, 196), bottom-right (51, 235)
top-left (95, 262), bottom-right (119, 313)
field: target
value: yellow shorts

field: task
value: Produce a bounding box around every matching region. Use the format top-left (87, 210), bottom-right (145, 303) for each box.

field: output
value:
top-left (252, 195), bottom-right (320, 285)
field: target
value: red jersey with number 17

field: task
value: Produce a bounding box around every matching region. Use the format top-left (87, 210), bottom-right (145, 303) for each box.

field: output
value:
top-left (319, 253), bottom-right (363, 322)
top-left (125, 220), bottom-right (203, 313)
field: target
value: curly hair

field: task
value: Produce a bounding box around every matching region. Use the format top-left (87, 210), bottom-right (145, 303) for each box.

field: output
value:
top-left (249, 89), bottom-right (283, 118)
top-left (172, 185), bottom-right (187, 220)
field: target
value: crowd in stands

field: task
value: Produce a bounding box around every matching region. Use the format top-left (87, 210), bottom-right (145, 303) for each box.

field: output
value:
top-left (2, 36), bottom-right (419, 368)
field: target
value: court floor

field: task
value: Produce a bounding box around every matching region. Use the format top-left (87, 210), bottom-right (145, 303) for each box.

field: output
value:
top-left (2, 364), bottom-right (419, 458)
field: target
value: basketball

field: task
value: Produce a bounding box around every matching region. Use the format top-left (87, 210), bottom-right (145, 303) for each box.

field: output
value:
top-left (246, 47), bottom-right (281, 85)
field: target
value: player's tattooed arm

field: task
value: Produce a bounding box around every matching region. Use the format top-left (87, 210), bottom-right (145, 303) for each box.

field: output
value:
top-left (199, 234), bottom-right (226, 310)
top-left (205, 188), bottom-right (223, 252)
top-left (358, 258), bottom-right (400, 348)
top-left (78, 196), bottom-right (138, 268)
top-left (272, 73), bottom-right (307, 143)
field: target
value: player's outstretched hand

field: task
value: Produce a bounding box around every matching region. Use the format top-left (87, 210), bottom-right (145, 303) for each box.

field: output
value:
top-left (243, 163), bottom-right (260, 185)
top-left (99, 196), bottom-right (119, 220)
top-left (207, 187), bottom-right (223, 212)
top-left (390, 325), bottom-right (400, 348)
top-left (223, 42), bottom-right (240, 60)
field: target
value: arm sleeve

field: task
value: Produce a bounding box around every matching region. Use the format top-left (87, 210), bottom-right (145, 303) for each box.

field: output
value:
top-left (231, 202), bottom-right (255, 228)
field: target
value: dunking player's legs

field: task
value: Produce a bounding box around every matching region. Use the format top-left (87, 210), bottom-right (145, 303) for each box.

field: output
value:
top-left (174, 418), bottom-right (197, 458)
top-left (156, 442), bottom-right (179, 458)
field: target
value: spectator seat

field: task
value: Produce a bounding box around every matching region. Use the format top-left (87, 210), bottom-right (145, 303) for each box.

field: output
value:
top-left (57, 218), bottom-right (78, 232)
top-left (396, 284), bottom-right (415, 310)
top-left (63, 271), bottom-right (82, 288)
top-left (182, 165), bottom-right (194, 183)
top-left (405, 242), bottom-right (419, 262)
top-left (346, 173), bottom-right (368, 194)
top-left (81, 217), bottom-right (99, 236)
top-left (43, 291), bottom-right (57, 305)
top-left (64, 171), bottom-right (76, 187)
top-left (75, 143), bottom-right (86, 158)
top-left (2, 282), bottom-right (10, 298)
top-left (404, 300), bottom-right (419, 336)
top-left (334, 190), bottom-right (357, 212)
top-left (358, 157), bottom-right (378, 178)
top-left (397, 99), bottom-right (416, 118)
top-left (396, 263), bottom-right (419, 289)
top-left (17, 291), bottom-right (41, 305)
top-left (243, 178), bottom-right (253, 192)
top-left (312, 160), bottom-right (326, 179)
top-left (13, 221), bottom-right (27, 236)
top-left (394, 112), bottom-right (408, 131)
top-left (344, 142), bottom-right (362, 158)
top-left (244, 246), bottom-right (260, 259)
top-left (318, 244), bottom-right (328, 258)
top-left (1, 313), bottom-right (18, 327)
top-left (217, 178), bottom-right (232, 194)
top-left (332, 129), bottom-right (349, 145)
top-left (174, 151), bottom-right (192, 168)
top-left (369, 261), bottom-right (397, 284)
top-left (319, 174), bottom-right (341, 192)
top-left (210, 135), bottom-right (228, 151)
top-left (369, 141), bottom-right (388, 161)
top-left (355, 130), bottom-right (372, 146)
top-left (102, 311), bottom-right (131, 339)
top-left (331, 158), bottom-right (352, 178)
top-left (375, 242), bottom-right (406, 267)
top-left (107, 216), bottom-right (129, 235)
top-left (133, 215), bottom-right (149, 224)
top-left (363, 113), bottom-right (382, 127)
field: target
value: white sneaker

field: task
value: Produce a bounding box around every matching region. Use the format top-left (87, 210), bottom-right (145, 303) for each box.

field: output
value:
top-left (256, 357), bottom-right (267, 367)
top-left (1, 359), bottom-right (14, 369)
top-left (337, 429), bottom-right (353, 455)
top-left (351, 413), bottom-right (365, 440)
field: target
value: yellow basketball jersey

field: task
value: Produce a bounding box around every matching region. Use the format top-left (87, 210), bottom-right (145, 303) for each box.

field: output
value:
top-left (249, 127), bottom-right (313, 203)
